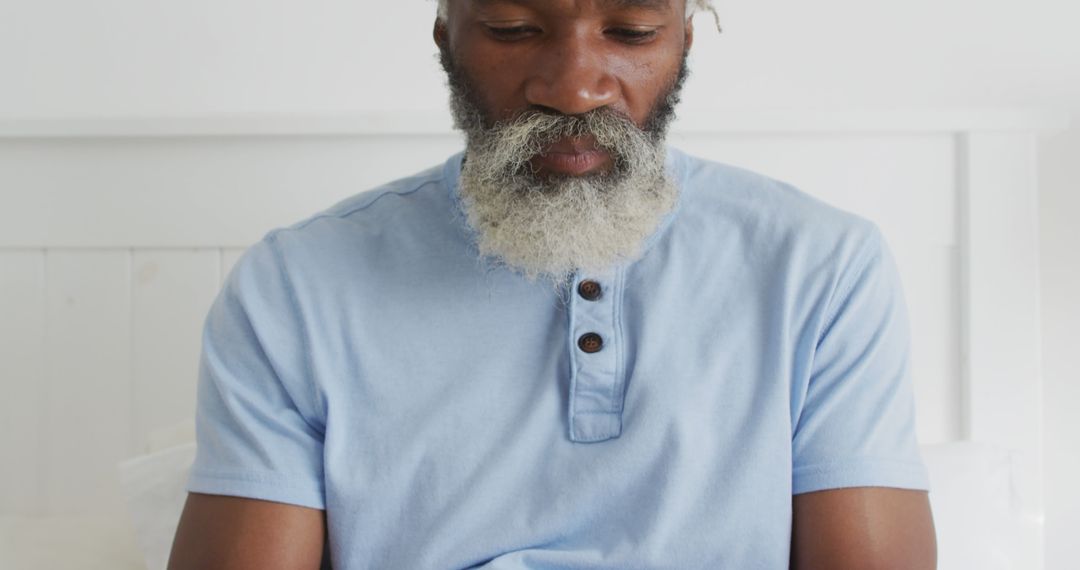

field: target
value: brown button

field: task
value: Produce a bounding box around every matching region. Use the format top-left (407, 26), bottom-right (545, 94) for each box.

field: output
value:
top-left (578, 332), bottom-right (604, 353)
top-left (577, 280), bottom-right (602, 301)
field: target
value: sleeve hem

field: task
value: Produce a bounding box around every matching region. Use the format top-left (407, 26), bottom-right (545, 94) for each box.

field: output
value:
top-left (793, 458), bottom-right (930, 495)
top-left (186, 470), bottom-right (326, 510)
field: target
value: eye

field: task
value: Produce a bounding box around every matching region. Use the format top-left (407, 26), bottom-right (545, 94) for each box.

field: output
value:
top-left (606, 27), bottom-right (659, 44)
top-left (486, 25), bottom-right (541, 41)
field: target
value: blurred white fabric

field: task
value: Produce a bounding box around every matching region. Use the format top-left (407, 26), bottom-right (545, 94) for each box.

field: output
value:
top-left (922, 442), bottom-right (1022, 569)
top-left (0, 419), bottom-right (199, 570)
top-left (115, 419), bottom-right (196, 570)
top-left (116, 442), bottom-right (195, 570)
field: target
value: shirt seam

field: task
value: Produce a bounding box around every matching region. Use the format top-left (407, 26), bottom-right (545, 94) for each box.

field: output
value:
top-left (794, 456), bottom-right (927, 474)
top-left (189, 468), bottom-right (327, 490)
top-left (815, 227), bottom-right (883, 348)
top-left (264, 231), bottom-right (327, 433)
top-left (282, 175), bottom-right (445, 233)
top-left (567, 274), bottom-right (580, 440)
top-left (612, 265), bottom-right (625, 414)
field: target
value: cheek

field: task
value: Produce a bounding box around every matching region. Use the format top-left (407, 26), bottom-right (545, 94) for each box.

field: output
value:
top-left (454, 46), bottom-right (528, 116)
top-left (615, 54), bottom-right (680, 124)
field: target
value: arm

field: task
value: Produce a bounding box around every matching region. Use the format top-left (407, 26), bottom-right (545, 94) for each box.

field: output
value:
top-left (790, 226), bottom-right (936, 567)
top-left (167, 492), bottom-right (326, 570)
top-left (177, 235), bottom-right (329, 567)
top-left (791, 487), bottom-right (936, 570)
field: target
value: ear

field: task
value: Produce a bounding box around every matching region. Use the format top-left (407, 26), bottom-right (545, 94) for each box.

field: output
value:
top-left (433, 19), bottom-right (449, 51)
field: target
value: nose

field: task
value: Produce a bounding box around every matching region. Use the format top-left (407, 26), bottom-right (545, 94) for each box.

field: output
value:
top-left (523, 33), bottom-right (620, 116)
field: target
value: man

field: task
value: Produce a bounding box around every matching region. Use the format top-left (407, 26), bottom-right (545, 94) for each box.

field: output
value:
top-left (169, 0), bottom-right (937, 568)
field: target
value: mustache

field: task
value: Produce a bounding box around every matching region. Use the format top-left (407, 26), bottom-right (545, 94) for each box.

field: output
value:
top-left (438, 43), bottom-right (687, 140)
top-left (466, 107), bottom-right (658, 183)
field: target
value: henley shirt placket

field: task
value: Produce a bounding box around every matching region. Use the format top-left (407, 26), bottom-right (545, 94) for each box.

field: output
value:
top-left (566, 265), bottom-right (626, 442)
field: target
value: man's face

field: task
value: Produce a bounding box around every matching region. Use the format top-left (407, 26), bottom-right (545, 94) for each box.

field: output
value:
top-left (437, 0), bottom-right (692, 174)
top-left (435, 0), bottom-right (694, 286)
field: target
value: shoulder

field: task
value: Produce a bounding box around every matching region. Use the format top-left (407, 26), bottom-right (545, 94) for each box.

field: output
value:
top-left (670, 146), bottom-right (885, 274)
top-left (222, 156), bottom-right (461, 299)
top-left (251, 157), bottom-right (459, 263)
top-left (279, 159), bottom-right (450, 239)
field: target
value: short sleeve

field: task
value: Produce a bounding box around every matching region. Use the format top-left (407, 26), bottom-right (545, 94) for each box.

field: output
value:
top-left (185, 232), bottom-right (327, 509)
top-left (792, 226), bottom-right (930, 495)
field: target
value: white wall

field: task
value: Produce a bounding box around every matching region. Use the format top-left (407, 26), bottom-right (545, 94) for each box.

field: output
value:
top-left (1, 0), bottom-right (1078, 116)
top-left (1038, 128), bottom-right (1080, 570)
top-left (1, 0), bottom-right (1077, 567)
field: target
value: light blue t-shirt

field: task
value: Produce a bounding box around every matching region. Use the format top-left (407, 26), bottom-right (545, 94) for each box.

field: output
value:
top-left (186, 147), bottom-right (929, 569)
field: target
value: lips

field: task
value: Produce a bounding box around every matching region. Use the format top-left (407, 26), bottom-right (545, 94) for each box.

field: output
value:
top-left (531, 136), bottom-right (613, 176)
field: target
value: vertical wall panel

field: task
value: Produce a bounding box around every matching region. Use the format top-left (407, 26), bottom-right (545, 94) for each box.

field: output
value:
top-left (0, 251), bottom-right (45, 515)
top-left (42, 250), bottom-right (131, 516)
top-left (961, 133), bottom-right (1044, 569)
top-left (130, 249), bottom-right (220, 455)
top-left (893, 244), bottom-right (963, 444)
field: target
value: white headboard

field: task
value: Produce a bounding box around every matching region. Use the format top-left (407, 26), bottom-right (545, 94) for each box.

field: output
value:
top-left (0, 109), bottom-right (1064, 568)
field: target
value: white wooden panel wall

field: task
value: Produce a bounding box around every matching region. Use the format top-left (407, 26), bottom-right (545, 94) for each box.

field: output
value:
top-left (961, 133), bottom-right (1045, 569)
top-left (0, 252), bottom-right (45, 516)
top-left (42, 250), bottom-right (131, 516)
top-left (0, 111), bottom-right (1054, 568)
top-left (130, 250), bottom-right (220, 455)
top-left (0, 136), bottom-right (465, 248)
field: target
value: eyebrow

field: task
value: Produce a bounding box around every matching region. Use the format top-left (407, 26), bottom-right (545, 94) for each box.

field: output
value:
top-left (473, 0), bottom-right (673, 13)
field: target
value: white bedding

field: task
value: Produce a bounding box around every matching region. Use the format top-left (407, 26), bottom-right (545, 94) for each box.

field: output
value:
top-left (922, 442), bottom-right (1024, 570)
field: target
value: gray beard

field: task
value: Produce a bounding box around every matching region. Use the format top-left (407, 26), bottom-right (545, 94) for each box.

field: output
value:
top-left (457, 127), bottom-right (677, 288)
top-left (443, 51), bottom-right (687, 288)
